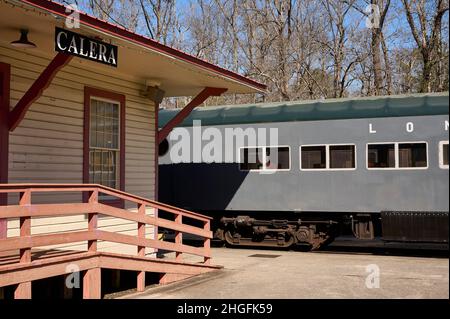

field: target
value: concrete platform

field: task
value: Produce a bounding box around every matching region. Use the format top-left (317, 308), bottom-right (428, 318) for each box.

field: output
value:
top-left (121, 246), bottom-right (449, 299)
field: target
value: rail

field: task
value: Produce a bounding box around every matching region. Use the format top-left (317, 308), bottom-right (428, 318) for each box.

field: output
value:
top-left (0, 183), bottom-right (214, 298)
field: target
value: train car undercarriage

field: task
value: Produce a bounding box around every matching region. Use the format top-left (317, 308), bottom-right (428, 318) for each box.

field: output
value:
top-left (212, 212), bottom-right (449, 250)
top-left (217, 216), bottom-right (338, 249)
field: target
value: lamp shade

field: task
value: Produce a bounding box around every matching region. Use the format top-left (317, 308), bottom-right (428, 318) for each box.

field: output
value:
top-left (10, 29), bottom-right (36, 48)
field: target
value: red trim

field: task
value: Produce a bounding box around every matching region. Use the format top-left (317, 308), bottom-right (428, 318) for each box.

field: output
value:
top-left (158, 87), bottom-right (227, 143)
top-left (154, 101), bottom-right (159, 241)
top-left (9, 52), bottom-right (72, 131)
top-left (0, 62), bottom-right (10, 238)
top-left (18, 0), bottom-right (266, 92)
top-left (83, 87), bottom-right (126, 208)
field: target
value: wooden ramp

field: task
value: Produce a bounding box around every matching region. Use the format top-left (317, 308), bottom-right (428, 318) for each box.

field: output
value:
top-left (0, 184), bottom-right (219, 299)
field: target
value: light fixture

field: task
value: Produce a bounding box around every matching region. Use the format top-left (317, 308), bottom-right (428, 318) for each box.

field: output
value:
top-left (10, 29), bottom-right (36, 49)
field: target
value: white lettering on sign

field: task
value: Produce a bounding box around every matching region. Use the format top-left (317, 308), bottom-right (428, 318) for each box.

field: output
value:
top-left (79, 38), bottom-right (89, 57)
top-left (369, 123), bottom-right (376, 134)
top-left (107, 50), bottom-right (117, 66)
top-left (89, 41), bottom-right (98, 59)
top-left (68, 36), bottom-right (78, 54)
top-left (406, 122), bottom-right (414, 133)
top-left (99, 43), bottom-right (107, 62)
top-left (55, 27), bottom-right (118, 67)
top-left (56, 31), bottom-right (68, 51)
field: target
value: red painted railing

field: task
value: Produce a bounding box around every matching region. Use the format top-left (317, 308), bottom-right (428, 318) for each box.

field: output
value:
top-left (0, 184), bottom-right (213, 298)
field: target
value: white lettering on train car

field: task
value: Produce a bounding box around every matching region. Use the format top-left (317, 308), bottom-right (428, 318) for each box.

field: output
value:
top-left (445, 120), bottom-right (449, 131)
top-left (369, 123), bottom-right (376, 134)
top-left (406, 122), bottom-right (414, 133)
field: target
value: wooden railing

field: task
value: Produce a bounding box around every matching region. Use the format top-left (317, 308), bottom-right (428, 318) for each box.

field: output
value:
top-left (0, 183), bottom-right (213, 298)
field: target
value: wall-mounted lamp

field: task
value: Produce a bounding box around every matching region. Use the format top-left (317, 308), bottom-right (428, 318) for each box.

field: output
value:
top-left (141, 80), bottom-right (165, 103)
top-left (10, 29), bottom-right (36, 49)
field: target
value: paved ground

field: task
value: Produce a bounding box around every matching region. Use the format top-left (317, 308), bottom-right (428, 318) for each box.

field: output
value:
top-left (122, 246), bottom-right (449, 299)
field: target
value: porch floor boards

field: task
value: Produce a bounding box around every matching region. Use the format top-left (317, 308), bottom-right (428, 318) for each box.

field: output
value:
top-left (0, 248), bottom-right (221, 290)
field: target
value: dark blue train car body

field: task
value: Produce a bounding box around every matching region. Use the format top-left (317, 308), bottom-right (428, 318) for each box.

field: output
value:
top-left (158, 93), bottom-right (449, 249)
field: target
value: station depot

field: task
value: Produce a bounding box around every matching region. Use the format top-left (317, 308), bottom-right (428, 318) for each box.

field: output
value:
top-left (0, 0), bottom-right (266, 299)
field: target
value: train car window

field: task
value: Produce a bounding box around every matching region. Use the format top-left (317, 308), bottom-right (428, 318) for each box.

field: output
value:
top-left (398, 143), bottom-right (427, 168)
top-left (301, 146), bottom-right (326, 169)
top-left (329, 145), bottom-right (355, 169)
top-left (441, 142), bottom-right (449, 168)
top-left (445, 145), bottom-right (449, 166)
top-left (266, 147), bottom-right (290, 170)
top-left (240, 147), bottom-right (264, 170)
top-left (367, 144), bottom-right (395, 168)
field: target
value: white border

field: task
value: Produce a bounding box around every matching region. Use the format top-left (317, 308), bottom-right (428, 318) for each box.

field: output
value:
top-left (238, 145), bottom-right (291, 172)
top-left (366, 141), bottom-right (429, 170)
top-left (299, 143), bottom-right (357, 171)
top-left (439, 141), bottom-right (449, 169)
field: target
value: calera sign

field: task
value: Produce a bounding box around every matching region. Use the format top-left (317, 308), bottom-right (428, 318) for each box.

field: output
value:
top-left (55, 27), bottom-right (118, 67)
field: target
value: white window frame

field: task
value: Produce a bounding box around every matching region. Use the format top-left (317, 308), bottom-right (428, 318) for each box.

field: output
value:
top-left (299, 143), bottom-right (357, 171)
top-left (238, 145), bottom-right (291, 172)
top-left (89, 96), bottom-right (121, 188)
top-left (439, 141), bottom-right (449, 169)
top-left (366, 141), bottom-right (429, 170)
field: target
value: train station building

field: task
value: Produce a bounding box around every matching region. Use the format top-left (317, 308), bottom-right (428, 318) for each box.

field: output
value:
top-left (0, 0), bottom-right (265, 299)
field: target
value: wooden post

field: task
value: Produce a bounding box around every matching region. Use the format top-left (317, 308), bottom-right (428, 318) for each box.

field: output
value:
top-left (83, 268), bottom-right (101, 299)
top-left (83, 189), bottom-right (101, 299)
top-left (14, 190), bottom-right (32, 299)
top-left (137, 203), bottom-right (146, 292)
top-left (203, 220), bottom-right (211, 265)
top-left (175, 214), bottom-right (183, 261)
top-left (87, 190), bottom-right (98, 252)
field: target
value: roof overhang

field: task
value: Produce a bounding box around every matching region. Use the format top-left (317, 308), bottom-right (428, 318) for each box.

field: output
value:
top-left (0, 0), bottom-right (267, 97)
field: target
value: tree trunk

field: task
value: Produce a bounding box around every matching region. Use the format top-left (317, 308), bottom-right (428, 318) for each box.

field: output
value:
top-left (372, 28), bottom-right (384, 95)
top-left (381, 32), bottom-right (393, 95)
top-left (421, 58), bottom-right (432, 93)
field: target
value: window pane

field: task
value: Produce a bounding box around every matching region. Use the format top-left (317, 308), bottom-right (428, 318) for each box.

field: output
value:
top-left (105, 133), bottom-right (113, 148)
top-left (104, 103), bottom-right (113, 118)
top-left (105, 117), bottom-right (113, 134)
top-left (266, 147), bottom-right (290, 169)
top-left (89, 151), bottom-right (94, 178)
top-left (330, 145), bottom-right (355, 169)
top-left (367, 144), bottom-right (395, 168)
top-left (89, 150), bottom-right (117, 187)
top-left (96, 131), bottom-right (105, 148)
top-left (112, 119), bottom-right (119, 135)
top-left (240, 148), bottom-right (263, 170)
top-left (399, 143), bottom-right (427, 167)
top-left (301, 146), bottom-right (326, 169)
top-left (443, 144), bottom-right (449, 166)
top-left (97, 101), bottom-right (105, 117)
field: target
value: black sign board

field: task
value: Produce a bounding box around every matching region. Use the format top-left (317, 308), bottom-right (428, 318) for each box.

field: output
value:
top-left (55, 27), bottom-right (118, 67)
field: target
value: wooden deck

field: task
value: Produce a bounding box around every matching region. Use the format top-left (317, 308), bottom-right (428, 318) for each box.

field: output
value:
top-left (0, 184), bottom-right (219, 299)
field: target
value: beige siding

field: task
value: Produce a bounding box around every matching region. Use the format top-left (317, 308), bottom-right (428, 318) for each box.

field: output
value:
top-left (1, 45), bottom-right (157, 255)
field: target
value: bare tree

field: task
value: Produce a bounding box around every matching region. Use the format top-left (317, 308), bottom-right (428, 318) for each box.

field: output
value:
top-left (401, 0), bottom-right (449, 92)
top-left (59, 0), bottom-right (449, 105)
